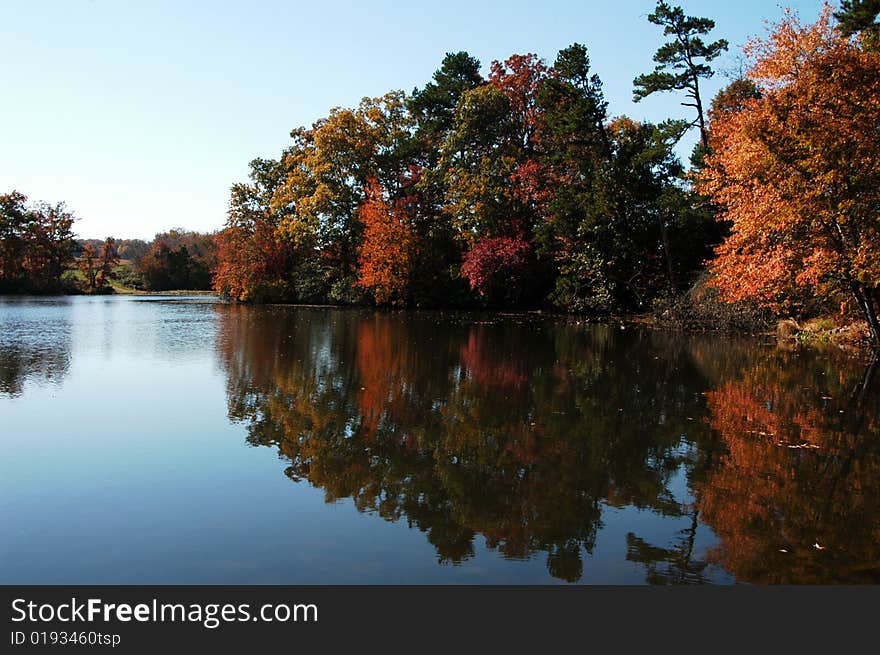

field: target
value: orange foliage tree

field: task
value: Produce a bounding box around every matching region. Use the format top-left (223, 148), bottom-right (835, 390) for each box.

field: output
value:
top-left (213, 173), bottom-right (291, 302)
top-left (214, 221), bottom-right (289, 302)
top-left (700, 5), bottom-right (880, 344)
top-left (356, 179), bottom-right (418, 306)
top-left (96, 237), bottom-right (120, 289)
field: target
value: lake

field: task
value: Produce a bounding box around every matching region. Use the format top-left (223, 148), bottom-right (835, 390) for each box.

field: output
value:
top-left (1, 295), bottom-right (878, 584)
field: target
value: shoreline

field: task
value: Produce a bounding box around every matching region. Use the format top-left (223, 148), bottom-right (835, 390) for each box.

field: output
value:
top-left (2, 291), bottom-right (875, 357)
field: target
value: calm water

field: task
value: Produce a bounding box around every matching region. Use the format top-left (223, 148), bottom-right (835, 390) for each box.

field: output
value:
top-left (1, 296), bottom-right (878, 584)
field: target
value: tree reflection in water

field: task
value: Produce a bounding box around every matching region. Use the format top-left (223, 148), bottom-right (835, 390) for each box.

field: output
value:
top-left (0, 299), bottom-right (71, 397)
top-left (215, 306), bottom-right (880, 583)
top-left (697, 354), bottom-right (880, 583)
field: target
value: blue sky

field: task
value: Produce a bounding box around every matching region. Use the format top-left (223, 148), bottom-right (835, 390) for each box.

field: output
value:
top-left (0, 0), bottom-right (826, 239)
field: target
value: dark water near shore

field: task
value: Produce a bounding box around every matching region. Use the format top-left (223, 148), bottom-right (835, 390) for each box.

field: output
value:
top-left (1, 296), bottom-right (878, 584)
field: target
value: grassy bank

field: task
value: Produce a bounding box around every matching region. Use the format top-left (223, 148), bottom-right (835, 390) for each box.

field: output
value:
top-left (61, 262), bottom-right (216, 296)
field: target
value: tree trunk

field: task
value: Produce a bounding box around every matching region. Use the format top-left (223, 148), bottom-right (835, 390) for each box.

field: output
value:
top-left (851, 282), bottom-right (880, 348)
top-left (696, 95), bottom-right (709, 150)
top-left (691, 73), bottom-right (709, 151)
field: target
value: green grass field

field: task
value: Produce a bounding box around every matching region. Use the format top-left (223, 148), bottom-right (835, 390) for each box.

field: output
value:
top-left (62, 262), bottom-right (216, 295)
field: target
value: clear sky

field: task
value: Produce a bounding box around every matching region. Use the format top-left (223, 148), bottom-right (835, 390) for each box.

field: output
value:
top-left (1, 0), bottom-right (826, 240)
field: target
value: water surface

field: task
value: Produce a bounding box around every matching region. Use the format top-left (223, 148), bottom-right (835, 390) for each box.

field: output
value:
top-left (2, 296), bottom-right (878, 583)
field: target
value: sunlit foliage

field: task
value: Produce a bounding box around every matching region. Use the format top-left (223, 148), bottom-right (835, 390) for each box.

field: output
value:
top-left (356, 179), bottom-right (419, 305)
top-left (700, 5), bottom-right (880, 343)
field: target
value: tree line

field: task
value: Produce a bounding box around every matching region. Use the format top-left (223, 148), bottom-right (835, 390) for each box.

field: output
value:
top-left (215, 1), bottom-right (726, 312)
top-left (210, 1), bottom-right (880, 346)
top-left (112, 230), bottom-right (217, 291)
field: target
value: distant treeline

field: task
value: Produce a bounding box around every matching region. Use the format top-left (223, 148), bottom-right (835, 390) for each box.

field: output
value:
top-left (84, 230), bottom-right (218, 291)
top-left (0, 192), bottom-right (216, 294)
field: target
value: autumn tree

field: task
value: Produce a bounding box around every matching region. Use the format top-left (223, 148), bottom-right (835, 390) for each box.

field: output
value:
top-left (96, 237), bottom-right (120, 289)
top-left (217, 93), bottom-right (422, 304)
top-left (0, 191), bottom-right (30, 291)
top-left (488, 53), bottom-right (550, 154)
top-left (634, 2), bottom-right (728, 149)
top-left (78, 243), bottom-right (99, 291)
top-left (439, 55), bottom-right (554, 306)
top-left (691, 78), bottom-right (763, 169)
top-left (116, 238), bottom-right (150, 264)
top-left (460, 235), bottom-right (533, 304)
top-left (700, 6), bottom-right (880, 345)
top-left (214, 158), bottom-right (292, 302)
top-left (407, 53), bottom-right (485, 305)
top-left (356, 179), bottom-right (418, 306)
top-left (27, 202), bottom-right (77, 290)
top-left (0, 191), bottom-right (76, 293)
top-left (79, 238), bottom-right (119, 292)
top-left (273, 92), bottom-right (417, 301)
top-left (139, 241), bottom-right (189, 290)
top-left (441, 84), bottom-right (521, 238)
top-left (486, 52), bottom-right (552, 228)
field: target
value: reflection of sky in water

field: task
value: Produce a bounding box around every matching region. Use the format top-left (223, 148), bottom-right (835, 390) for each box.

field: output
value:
top-left (0, 296), bottom-right (223, 397)
top-left (0, 297), bottom-right (74, 396)
top-left (0, 297), bottom-right (876, 584)
top-left (65, 295), bottom-right (221, 363)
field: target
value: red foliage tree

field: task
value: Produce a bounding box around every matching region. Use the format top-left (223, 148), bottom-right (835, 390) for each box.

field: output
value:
top-left (213, 173), bottom-right (292, 302)
top-left (214, 222), bottom-right (289, 302)
top-left (460, 235), bottom-right (532, 304)
top-left (489, 53), bottom-right (550, 151)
